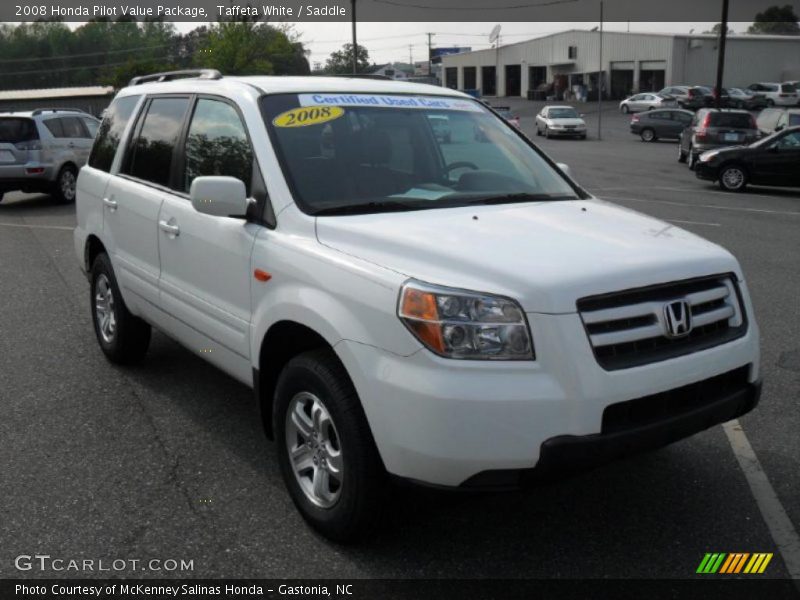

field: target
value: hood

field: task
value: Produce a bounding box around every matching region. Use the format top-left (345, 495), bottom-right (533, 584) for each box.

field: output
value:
top-left (315, 199), bottom-right (740, 314)
top-left (548, 117), bottom-right (585, 126)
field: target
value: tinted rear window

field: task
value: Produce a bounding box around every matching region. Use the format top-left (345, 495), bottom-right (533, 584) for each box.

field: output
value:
top-left (709, 113), bottom-right (753, 128)
top-left (123, 97), bottom-right (190, 187)
top-left (88, 95), bottom-right (141, 172)
top-left (790, 114), bottom-right (800, 127)
top-left (781, 83), bottom-right (797, 93)
top-left (0, 118), bottom-right (38, 143)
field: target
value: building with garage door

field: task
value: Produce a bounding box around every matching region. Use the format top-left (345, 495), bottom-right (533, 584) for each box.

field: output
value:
top-left (441, 30), bottom-right (800, 100)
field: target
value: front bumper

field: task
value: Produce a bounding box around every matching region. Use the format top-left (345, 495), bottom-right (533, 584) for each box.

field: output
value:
top-left (694, 161), bottom-right (720, 181)
top-left (464, 373), bottom-right (760, 488)
top-left (336, 308), bottom-right (760, 487)
top-left (549, 128), bottom-right (586, 137)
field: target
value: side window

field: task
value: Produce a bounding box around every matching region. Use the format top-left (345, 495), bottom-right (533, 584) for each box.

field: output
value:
top-left (61, 117), bottom-right (87, 138)
top-left (775, 131), bottom-right (800, 149)
top-left (182, 99), bottom-right (253, 193)
top-left (81, 117), bottom-right (99, 138)
top-left (43, 119), bottom-right (64, 138)
top-left (123, 97), bottom-right (190, 188)
top-left (88, 95), bottom-right (141, 172)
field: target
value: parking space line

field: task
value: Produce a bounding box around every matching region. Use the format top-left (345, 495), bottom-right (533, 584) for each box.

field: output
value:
top-left (598, 195), bottom-right (800, 217)
top-left (0, 221), bottom-right (73, 231)
top-left (723, 420), bottom-right (800, 587)
top-left (665, 219), bottom-right (721, 227)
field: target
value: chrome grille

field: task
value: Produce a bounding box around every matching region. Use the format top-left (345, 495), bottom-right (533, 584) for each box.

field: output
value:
top-left (577, 275), bottom-right (747, 370)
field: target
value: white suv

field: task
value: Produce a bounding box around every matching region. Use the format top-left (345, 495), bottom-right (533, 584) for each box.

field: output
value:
top-left (74, 70), bottom-right (761, 541)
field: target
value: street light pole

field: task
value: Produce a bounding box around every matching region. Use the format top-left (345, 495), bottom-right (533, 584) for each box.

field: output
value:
top-left (597, 0), bottom-right (603, 140)
top-left (714, 0), bottom-right (729, 109)
top-left (351, 0), bottom-right (357, 74)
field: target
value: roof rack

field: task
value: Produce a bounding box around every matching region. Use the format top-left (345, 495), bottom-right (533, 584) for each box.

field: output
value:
top-left (129, 69), bottom-right (222, 87)
top-left (31, 107), bottom-right (89, 116)
top-left (332, 73), bottom-right (393, 80)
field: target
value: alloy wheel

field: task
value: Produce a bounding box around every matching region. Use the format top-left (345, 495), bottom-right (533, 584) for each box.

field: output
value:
top-left (94, 274), bottom-right (117, 343)
top-left (60, 170), bottom-right (76, 201)
top-left (721, 167), bottom-right (745, 190)
top-left (285, 391), bottom-right (343, 508)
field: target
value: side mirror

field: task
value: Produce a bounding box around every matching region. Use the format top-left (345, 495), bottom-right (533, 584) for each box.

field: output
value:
top-left (190, 176), bottom-right (248, 218)
top-left (775, 124), bottom-right (784, 131)
top-left (556, 162), bottom-right (573, 178)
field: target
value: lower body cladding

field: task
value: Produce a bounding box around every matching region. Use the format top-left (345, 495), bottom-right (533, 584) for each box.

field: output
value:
top-left (336, 311), bottom-right (760, 489)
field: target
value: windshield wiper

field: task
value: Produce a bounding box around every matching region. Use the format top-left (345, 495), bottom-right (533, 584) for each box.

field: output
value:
top-left (313, 200), bottom-right (427, 216)
top-left (466, 193), bottom-right (577, 205)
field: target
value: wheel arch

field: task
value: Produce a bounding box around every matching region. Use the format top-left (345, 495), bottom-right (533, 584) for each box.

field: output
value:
top-left (256, 320), bottom-right (344, 440)
top-left (84, 234), bottom-right (107, 273)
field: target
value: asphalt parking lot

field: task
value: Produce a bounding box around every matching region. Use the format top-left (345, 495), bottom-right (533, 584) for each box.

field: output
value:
top-left (1, 100), bottom-right (798, 584)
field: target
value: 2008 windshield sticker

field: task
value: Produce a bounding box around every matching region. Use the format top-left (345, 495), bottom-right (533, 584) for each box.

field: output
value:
top-left (273, 106), bottom-right (345, 128)
top-left (298, 94), bottom-right (483, 112)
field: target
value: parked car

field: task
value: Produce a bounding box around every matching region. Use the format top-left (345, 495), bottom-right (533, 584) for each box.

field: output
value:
top-left (695, 126), bottom-right (800, 191)
top-left (629, 108), bottom-right (693, 142)
top-left (493, 106), bottom-right (521, 129)
top-left (755, 107), bottom-right (786, 136)
top-left (619, 93), bottom-right (677, 114)
top-left (678, 109), bottom-right (759, 169)
top-left (658, 86), bottom-right (712, 110)
top-left (535, 105), bottom-right (587, 138)
top-left (727, 87), bottom-right (768, 110)
top-left (75, 70), bottom-right (761, 541)
top-left (698, 86), bottom-right (731, 108)
top-left (747, 82), bottom-right (799, 107)
top-left (0, 108), bottom-right (100, 203)
top-left (775, 109), bottom-right (800, 132)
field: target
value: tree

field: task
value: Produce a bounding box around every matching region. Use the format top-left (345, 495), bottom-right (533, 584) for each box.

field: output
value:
top-left (325, 43), bottom-right (370, 74)
top-left (747, 5), bottom-right (800, 35)
top-left (704, 23), bottom-right (735, 35)
top-left (195, 20), bottom-right (308, 75)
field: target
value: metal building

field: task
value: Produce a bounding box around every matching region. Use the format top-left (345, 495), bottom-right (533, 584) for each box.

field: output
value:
top-left (441, 30), bottom-right (800, 99)
top-left (0, 86), bottom-right (115, 117)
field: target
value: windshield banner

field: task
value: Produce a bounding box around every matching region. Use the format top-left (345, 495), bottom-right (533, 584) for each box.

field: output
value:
top-left (298, 94), bottom-right (483, 113)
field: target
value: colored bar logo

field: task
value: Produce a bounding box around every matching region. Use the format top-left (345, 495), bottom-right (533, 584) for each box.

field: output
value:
top-left (697, 553), bottom-right (773, 574)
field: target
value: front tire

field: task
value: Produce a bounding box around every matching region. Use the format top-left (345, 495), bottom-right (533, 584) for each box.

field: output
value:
top-left (52, 165), bottom-right (77, 204)
top-left (718, 164), bottom-right (748, 192)
top-left (275, 349), bottom-right (386, 543)
top-left (621, 105), bottom-right (630, 114)
top-left (640, 128), bottom-right (656, 142)
top-left (90, 253), bottom-right (151, 364)
top-left (766, 99), bottom-right (775, 107)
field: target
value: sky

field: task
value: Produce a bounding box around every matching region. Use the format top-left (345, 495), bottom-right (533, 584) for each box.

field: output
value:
top-left (170, 21), bottom-right (746, 67)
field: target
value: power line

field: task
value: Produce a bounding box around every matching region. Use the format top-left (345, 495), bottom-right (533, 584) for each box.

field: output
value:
top-left (0, 43), bottom-right (175, 64)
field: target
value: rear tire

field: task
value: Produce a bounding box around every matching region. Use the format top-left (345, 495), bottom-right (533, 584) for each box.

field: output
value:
top-left (0, 192), bottom-right (4, 203)
top-left (640, 128), bottom-right (656, 142)
top-left (52, 165), bottom-right (77, 204)
top-left (766, 99), bottom-right (775, 107)
top-left (275, 349), bottom-right (386, 543)
top-left (90, 253), bottom-right (151, 364)
top-left (718, 164), bottom-right (748, 192)
top-left (688, 148), bottom-right (698, 170)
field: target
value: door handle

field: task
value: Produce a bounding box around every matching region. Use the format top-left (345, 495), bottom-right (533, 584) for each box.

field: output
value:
top-left (159, 220), bottom-right (180, 237)
top-left (102, 197), bottom-right (117, 211)
top-left (68, 142), bottom-right (76, 148)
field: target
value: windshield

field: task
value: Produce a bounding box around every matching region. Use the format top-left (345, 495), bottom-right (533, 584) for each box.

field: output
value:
top-left (548, 108), bottom-right (579, 119)
top-left (0, 118), bottom-right (38, 143)
top-left (262, 93), bottom-right (582, 215)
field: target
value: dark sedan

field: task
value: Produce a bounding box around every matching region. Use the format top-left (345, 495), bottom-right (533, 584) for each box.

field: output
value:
top-left (630, 108), bottom-right (693, 142)
top-left (694, 125), bottom-right (800, 191)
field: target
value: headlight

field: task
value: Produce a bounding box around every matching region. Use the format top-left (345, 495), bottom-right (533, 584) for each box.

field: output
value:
top-left (398, 281), bottom-right (534, 360)
top-left (699, 150), bottom-right (719, 162)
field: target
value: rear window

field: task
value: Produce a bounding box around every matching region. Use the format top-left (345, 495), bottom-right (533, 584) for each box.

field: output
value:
top-left (790, 114), bottom-right (800, 127)
top-left (709, 113), bottom-right (753, 128)
top-left (88, 95), bottom-right (141, 172)
top-left (780, 83), bottom-right (797, 93)
top-left (0, 118), bottom-right (39, 143)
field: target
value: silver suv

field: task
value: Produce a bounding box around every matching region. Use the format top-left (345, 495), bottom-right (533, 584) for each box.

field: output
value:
top-left (0, 108), bottom-right (100, 204)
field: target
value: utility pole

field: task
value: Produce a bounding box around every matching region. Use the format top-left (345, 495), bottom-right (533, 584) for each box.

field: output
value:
top-left (427, 33), bottom-right (434, 80)
top-left (597, 0), bottom-right (603, 140)
top-left (714, 0), bottom-right (729, 110)
top-left (409, 44), bottom-right (413, 66)
top-left (351, 0), bottom-right (357, 74)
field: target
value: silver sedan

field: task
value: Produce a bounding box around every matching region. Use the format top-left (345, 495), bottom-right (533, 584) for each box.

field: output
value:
top-left (619, 93), bottom-right (677, 114)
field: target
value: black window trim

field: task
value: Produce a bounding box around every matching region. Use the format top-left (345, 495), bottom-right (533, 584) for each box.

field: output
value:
top-left (119, 92), bottom-right (275, 229)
